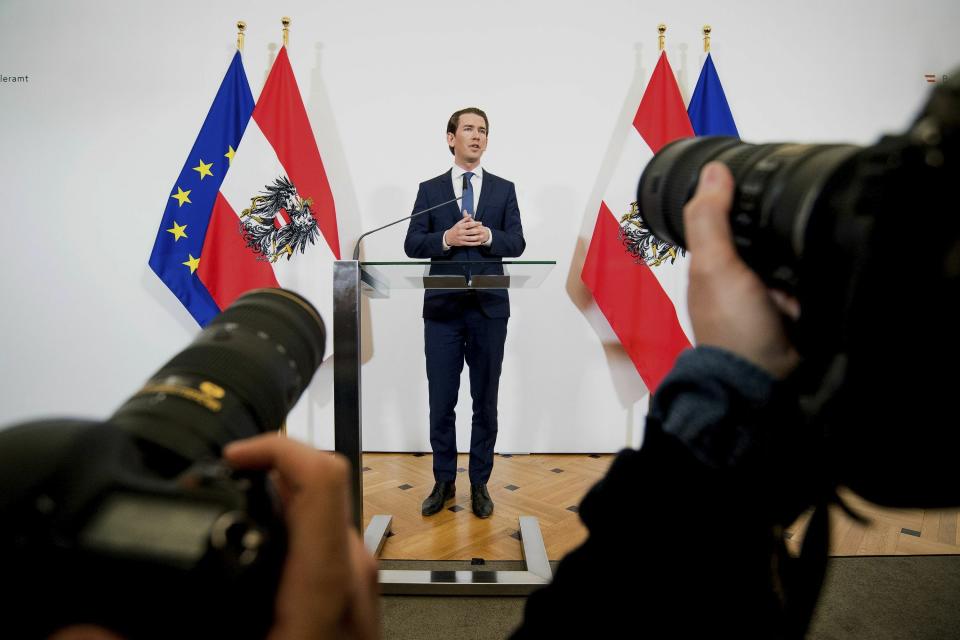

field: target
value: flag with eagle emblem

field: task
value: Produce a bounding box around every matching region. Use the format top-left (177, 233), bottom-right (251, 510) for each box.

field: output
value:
top-left (151, 46), bottom-right (340, 361)
top-left (581, 50), bottom-right (694, 394)
top-left (214, 45), bottom-right (341, 361)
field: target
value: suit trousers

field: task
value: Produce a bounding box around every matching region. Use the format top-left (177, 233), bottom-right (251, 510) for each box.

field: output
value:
top-left (424, 296), bottom-right (508, 485)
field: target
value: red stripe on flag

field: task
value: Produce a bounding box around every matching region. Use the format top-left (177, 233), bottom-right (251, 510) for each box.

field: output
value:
top-left (634, 51), bottom-right (695, 153)
top-left (198, 192), bottom-right (280, 311)
top-left (582, 202), bottom-right (691, 391)
top-left (254, 47), bottom-right (341, 259)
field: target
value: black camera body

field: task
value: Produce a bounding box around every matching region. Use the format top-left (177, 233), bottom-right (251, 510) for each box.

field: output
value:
top-left (1, 421), bottom-right (285, 639)
top-left (0, 289), bottom-right (326, 639)
top-left (634, 70), bottom-right (960, 507)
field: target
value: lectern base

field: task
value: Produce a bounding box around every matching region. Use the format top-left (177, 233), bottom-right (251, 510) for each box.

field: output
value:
top-left (364, 514), bottom-right (553, 595)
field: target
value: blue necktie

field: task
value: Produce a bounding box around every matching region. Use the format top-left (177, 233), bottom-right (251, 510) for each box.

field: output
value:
top-left (462, 171), bottom-right (475, 217)
top-left (461, 172), bottom-right (476, 283)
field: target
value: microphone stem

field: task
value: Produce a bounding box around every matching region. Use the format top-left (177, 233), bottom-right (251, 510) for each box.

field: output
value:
top-left (351, 195), bottom-right (462, 261)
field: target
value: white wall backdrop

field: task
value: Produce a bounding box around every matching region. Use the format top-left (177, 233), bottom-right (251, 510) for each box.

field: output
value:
top-left (1, 0), bottom-right (957, 453)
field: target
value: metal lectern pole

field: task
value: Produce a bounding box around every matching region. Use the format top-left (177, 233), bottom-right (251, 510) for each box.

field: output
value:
top-left (333, 260), bottom-right (363, 530)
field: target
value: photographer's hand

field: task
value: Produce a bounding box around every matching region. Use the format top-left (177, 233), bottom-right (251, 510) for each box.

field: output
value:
top-left (684, 162), bottom-right (800, 379)
top-left (224, 435), bottom-right (380, 640)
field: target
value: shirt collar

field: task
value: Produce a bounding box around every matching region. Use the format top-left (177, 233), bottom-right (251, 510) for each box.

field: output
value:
top-left (452, 164), bottom-right (483, 180)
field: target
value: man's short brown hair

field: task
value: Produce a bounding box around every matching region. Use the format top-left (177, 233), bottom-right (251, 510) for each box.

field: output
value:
top-left (446, 107), bottom-right (489, 155)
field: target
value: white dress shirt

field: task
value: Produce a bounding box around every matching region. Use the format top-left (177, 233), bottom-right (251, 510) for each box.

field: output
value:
top-left (443, 164), bottom-right (493, 250)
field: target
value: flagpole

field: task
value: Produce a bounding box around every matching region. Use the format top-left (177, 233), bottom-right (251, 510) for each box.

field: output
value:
top-left (274, 12), bottom-right (287, 452)
top-left (237, 21), bottom-right (246, 52)
top-left (658, 23), bottom-right (666, 51)
top-left (703, 25), bottom-right (711, 53)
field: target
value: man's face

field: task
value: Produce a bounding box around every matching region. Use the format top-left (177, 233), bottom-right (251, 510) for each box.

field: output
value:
top-left (447, 113), bottom-right (488, 166)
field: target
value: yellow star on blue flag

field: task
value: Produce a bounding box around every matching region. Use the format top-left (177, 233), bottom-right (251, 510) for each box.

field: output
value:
top-left (148, 52), bottom-right (254, 326)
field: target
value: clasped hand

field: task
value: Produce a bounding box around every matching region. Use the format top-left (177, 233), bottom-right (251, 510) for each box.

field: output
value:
top-left (445, 211), bottom-right (489, 247)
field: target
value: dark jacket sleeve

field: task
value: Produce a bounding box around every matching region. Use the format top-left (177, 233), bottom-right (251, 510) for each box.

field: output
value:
top-left (481, 181), bottom-right (525, 258)
top-left (404, 182), bottom-right (448, 259)
top-left (511, 347), bottom-right (815, 639)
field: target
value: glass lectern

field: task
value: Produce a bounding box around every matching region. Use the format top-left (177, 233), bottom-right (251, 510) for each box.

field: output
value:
top-left (333, 260), bottom-right (556, 594)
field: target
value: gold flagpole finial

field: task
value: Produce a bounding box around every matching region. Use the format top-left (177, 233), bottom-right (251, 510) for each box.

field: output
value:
top-left (658, 24), bottom-right (666, 52)
top-left (703, 25), bottom-right (712, 53)
top-left (282, 16), bottom-right (291, 47)
top-left (236, 21), bottom-right (246, 51)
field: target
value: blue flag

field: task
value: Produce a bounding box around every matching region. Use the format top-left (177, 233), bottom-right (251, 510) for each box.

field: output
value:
top-left (687, 53), bottom-right (738, 137)
top-left (148, 51), bottom-right (255, 325)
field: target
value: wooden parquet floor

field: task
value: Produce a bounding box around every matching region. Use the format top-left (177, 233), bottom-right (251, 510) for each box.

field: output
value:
top-left (787, 489), bottom-right (960, 556)
top-left (362, 453), bottom-right (960, 561)
top-left (361, 452), bottom-right (612, 561)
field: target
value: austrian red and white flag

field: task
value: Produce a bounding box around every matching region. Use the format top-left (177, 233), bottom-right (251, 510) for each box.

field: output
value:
top-left (582, 50), bottom-right (694, 393)
top-left (208, 46), bottom-right (341, 358)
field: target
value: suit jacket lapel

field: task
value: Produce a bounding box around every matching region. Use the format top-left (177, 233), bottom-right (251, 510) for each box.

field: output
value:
top-left (438, 169), bottom-right (461, 223)
top-left (475, 172), bottom-right (492, 222)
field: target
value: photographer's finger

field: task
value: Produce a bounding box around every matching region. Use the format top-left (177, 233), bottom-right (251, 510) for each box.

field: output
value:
top-left (684, 162), bottom-right (736, 263)
top-left (268, 455), bottom-right (355, 640)
top-left (49, 626), bottom-right (126, 640)
top-left (225, 433), bottom-right (340, 484)
top-left (226, 436), bottom-right (353, 527)
top-left (345, 533), bottom-right (381, 640)
top-left (223, 433), bottom-right (289, 468)
top-left (769, 289), bottom-right (801, 321)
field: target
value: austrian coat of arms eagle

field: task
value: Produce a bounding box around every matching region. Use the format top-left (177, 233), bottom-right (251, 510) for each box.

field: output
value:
top-left (618, 200), bottom-right (686, 267)
top-left (239, 176), bottom-right (319, 262)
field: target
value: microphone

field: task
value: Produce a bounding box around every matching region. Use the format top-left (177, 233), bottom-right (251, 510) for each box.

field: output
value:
top-left (351, 195), bottom-right (462, 261)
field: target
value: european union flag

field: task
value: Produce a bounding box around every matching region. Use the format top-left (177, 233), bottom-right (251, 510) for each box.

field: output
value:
top-left (687, 53), bottom-right (739, 137)
top-left (148, 51), bottom-right (254, 325)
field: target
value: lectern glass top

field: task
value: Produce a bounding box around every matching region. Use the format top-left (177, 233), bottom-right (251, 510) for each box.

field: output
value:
top-left (359, 260), bottom-right (556, 294)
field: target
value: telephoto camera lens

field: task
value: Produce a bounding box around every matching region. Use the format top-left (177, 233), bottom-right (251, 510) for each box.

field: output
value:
top-left (633, 71), bottom-right (960, 508)
top-left (0, 287), bottom-right (327, 639)
top-left (636, 136), bottom-right (860, 293)
top-left (110, 288), bottom-right (326, 476)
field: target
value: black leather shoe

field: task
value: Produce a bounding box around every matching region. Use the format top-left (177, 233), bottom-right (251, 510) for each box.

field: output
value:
top-left (471, 483), bottom-right (494, 518)
top-left (421, 481), bottom-right (456, 516)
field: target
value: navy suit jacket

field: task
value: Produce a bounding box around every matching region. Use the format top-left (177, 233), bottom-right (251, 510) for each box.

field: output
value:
top-left (404, 170), bottom-right (526, 319)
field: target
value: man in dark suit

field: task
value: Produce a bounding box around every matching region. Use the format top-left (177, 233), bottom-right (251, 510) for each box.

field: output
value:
top-left (404, 107), bottom-right (526, 518)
